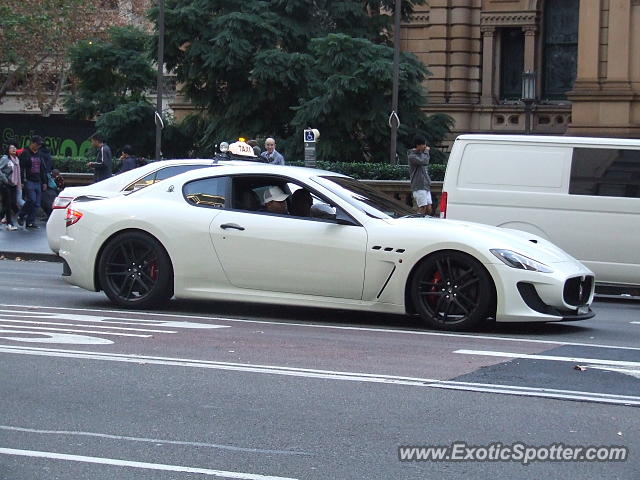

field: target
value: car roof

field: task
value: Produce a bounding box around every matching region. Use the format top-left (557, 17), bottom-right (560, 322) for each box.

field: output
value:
top-left (135, 163), bottom-right (348, 192)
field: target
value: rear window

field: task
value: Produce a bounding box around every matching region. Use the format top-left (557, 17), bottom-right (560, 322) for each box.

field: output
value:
top-left (124, 164), bottom-right (211, 191)
top-left (570, 148), bottom-right (640, 198)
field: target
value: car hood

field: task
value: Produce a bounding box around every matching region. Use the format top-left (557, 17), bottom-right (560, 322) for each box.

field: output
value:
top-left (385, 217), bottom-right (580, 264)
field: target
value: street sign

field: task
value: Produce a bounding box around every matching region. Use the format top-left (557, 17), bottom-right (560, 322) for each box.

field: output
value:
top-left (304, 129), bottom-right (316, 143)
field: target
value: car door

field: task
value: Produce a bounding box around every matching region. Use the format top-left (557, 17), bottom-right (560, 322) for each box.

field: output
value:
top-left (209, 177), bottom-right (368, 300)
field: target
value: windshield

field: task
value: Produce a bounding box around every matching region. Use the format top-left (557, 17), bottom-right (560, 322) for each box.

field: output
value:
top-left (312, 175), bottom-right (414, 219)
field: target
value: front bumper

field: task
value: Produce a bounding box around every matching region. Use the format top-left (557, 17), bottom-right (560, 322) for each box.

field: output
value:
top-left (486, 262), bottom-right (595, 323)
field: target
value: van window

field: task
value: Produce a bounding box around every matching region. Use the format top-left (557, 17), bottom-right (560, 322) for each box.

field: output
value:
top-left (569, 148), bottom-right (640, 198)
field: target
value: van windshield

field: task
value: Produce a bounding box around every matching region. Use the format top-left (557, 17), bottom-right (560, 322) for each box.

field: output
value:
top-left (312, 176), bottom-right (414, 219)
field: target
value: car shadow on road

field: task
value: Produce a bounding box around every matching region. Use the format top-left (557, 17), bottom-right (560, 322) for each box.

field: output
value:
top-left (78, 295), bottom-right (596, 338)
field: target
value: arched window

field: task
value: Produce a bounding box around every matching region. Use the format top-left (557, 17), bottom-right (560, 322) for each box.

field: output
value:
top-left (543, 0), bottom-right (579, 100)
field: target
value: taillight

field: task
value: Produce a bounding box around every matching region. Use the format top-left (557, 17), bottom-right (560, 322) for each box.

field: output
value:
top-left (65, 208), bottom-right (83, 227)
top-left (53, 196), bottom-right (74, 210)
top-left (439, 191), bottom-right (448, 218)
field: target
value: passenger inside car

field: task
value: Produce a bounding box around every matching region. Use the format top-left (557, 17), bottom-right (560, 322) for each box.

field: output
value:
top-left (289, 189), bottom-right (313, 217)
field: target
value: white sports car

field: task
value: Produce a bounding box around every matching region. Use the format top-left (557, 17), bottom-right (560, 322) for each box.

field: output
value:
top-left (59, 164), bottom-right (595, 331)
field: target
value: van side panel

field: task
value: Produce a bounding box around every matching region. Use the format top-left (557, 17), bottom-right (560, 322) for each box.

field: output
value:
top-left (445, 140), bottom-right (640, 287)
top-left (457, 144), bottom-right (569, 192)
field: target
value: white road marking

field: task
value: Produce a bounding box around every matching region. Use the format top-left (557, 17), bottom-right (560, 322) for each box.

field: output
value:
top-left (0, 448), bottom-right (298, 480)
top-left (0, 320), bottom-right (176, 333)
top-left (0, 326), bottom-right (150, 338)
top-left (0, 426), bottom-right (310, 456)
top-left (0, 309), bottom-right (229, 330)
top-left (1, 345), bottom-right (639, 406)
top-left (580, 365), bottom-right (640, 379)
top-left (2, 303), bottom-right (638, 351)
top-left (454, 349), bottom-right (640, 368)
top-left (0, 332), bottom-right (112, 345)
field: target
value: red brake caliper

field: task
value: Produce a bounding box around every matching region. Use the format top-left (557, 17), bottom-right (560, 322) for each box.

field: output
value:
top-left (149, 262), bottom-right (158, 281)
top-left (427, 271), bottom-right (442, 307)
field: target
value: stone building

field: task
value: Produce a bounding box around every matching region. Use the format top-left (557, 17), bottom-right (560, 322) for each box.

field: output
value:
top-left (403, 0), bottom-right (640, 139)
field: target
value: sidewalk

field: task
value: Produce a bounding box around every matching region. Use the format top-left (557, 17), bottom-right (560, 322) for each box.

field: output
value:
top-left (0, 220), bottom-right (59, 262)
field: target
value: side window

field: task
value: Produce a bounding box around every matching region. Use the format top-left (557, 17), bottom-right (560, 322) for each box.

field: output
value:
top-left (570, 148), bottom-right (640, 198)
top-left (287, 183), bottom-right (336, 219)
top-left (184, 176), bottom-right (228, 208)
top-left (155, 164), bottom-right (209, 181)
top-left (125, 172), bottom-right (157, 192)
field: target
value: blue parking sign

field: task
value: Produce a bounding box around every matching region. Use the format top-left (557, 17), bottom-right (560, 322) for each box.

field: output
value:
top-left (304, 129), bottom-right (316, 142)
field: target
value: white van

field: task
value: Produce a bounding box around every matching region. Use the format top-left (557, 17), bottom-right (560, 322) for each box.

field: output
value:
top-left (440, 134), bottom-right (640, 288)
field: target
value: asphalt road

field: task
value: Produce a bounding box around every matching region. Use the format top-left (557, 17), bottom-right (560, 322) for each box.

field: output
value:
top-left (0, 259), bottom-right (638, 479)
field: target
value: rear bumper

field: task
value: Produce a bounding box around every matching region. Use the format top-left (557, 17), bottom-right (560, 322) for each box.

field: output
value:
top-left (59, 230), bottom-right (100, 292)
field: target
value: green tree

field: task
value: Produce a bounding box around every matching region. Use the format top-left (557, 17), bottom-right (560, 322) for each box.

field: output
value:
top-left (66, 26), bottom-right (156, 119)
top-left (0, 0), bottom-right (98, 115)
top-left (157, 0), bottom-right (452, 162)
top-left (66, 26), bottom-right (163, 157)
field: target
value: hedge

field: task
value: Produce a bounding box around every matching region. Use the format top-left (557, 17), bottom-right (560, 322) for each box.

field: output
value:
top-left (53, 156), bottom-right (446, 181)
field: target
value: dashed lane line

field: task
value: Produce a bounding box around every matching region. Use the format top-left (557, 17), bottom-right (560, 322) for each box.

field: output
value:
top-left (453, 349), bottom-right (640, 368)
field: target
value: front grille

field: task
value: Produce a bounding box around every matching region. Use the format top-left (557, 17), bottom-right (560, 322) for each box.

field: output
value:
top-left (563, 276), bottom-right (594, 306)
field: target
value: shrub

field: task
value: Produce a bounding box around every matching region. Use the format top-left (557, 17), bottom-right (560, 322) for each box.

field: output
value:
top-left (54, 156), bottom-right (446, 181)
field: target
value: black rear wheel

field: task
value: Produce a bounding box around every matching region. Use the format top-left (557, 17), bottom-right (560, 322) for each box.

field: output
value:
top-left (410, 251), bottom-right (493, 331)
top-left (98, 231), bottom-right (173, 309)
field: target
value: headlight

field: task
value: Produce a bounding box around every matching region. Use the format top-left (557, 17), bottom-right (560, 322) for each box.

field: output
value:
top-left (219, 142), bottom-right (229, 153)
top-left (490, 249), bottom-right (553, 273)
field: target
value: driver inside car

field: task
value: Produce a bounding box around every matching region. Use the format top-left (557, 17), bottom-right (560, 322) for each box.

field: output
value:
top-left (262, 186), bottom-right (290, 214)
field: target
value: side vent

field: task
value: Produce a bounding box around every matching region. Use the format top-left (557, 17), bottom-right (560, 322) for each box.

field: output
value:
top-left (371, 246), bottom-right (406, 254)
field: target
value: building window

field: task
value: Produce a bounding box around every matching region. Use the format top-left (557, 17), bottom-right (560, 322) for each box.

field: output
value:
top-left (570, 148), bottom-right (640, 198)
top-left (543, 0), bottom-right (579, 100)
top-left (499, 28), bottom-right (524, 101)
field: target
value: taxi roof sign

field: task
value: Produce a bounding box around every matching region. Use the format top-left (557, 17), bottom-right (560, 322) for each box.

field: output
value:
top-left (228, 141), bottom-right (256, 157)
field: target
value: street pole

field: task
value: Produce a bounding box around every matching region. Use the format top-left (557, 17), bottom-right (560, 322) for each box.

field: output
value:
top-left (155, 0), bottom-right (165, 161)
top-left (389, 0), bottom-right (401, 166)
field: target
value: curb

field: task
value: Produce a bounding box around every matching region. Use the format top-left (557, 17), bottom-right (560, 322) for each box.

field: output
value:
top-left (0, 251), bottom-right (62, 263)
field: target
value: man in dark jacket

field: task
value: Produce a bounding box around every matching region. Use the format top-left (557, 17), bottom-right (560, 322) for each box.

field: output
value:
top-left (408, 135), bottom-right (432, 216)
top-left (117, 145), bottom-right (139, 174)
top-left (88, 133), bottom-right (112, 182)
top-left (17, 135), bottom-right (48, 229)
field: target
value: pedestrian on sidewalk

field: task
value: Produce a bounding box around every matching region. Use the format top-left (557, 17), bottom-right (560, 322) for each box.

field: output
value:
top-left (260, 138), bottom-right (285, 165)
top-left (17, 136), bottom-right (48, 229)
top-left (0, 145), bottom-right (20, 230)
top-left (88, 133), bottom-right (113, 183)
top-left (408, 134), bottom-right (432, 216)
top-left (116, 145), bottom-right (139, 174)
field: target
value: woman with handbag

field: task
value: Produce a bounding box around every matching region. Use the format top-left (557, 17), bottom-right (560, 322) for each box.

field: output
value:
top-left (0, 145), bottom-right (20, 230)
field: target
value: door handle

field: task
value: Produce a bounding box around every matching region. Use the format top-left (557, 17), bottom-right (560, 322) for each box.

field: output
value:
top-left (220, 223), bottom-right (245, 231)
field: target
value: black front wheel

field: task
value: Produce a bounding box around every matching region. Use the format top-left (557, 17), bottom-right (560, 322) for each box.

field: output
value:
top-left (98, 231), bottom-right (173, 309)
top-left (410, 251), bottom-right (494, 331)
